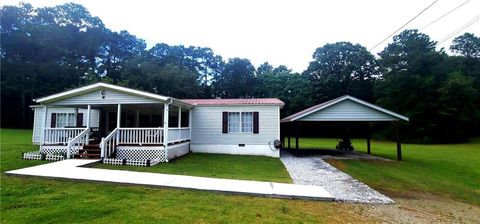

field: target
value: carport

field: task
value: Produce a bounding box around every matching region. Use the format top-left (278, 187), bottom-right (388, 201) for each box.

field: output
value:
top-left (280, 95), bottom-right (409, 160)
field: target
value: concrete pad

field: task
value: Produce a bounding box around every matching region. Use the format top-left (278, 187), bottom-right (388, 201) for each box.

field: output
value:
top-left (6, 159), bottom-right (334, 201)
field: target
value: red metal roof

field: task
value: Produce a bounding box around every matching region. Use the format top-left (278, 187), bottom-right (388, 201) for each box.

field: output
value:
top-left (181, 98), bottom-right (284, 106)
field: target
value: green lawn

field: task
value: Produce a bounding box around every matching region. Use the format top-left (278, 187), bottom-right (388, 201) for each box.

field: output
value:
top-left (292, 137), bottom-right (480, 205)
top-left (94, 153), bottom-right (291, 183)
top-left (3, 129), bottom-right (371, 223)
top-left (2, 129), bottom-right (479, 223)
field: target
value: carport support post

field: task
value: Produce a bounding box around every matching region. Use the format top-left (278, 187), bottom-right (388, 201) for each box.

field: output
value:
top-left (287, 123), bottom-right (291, 149)
top-left (366, 123), bottom-right (371, 154)
top-left (396, 123), bottom-right (402, 161)
top-left (295, 122), bottom-right (299, 150)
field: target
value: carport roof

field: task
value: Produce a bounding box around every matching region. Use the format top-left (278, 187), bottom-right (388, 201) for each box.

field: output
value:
top-left (281, 95), bottom-right (408, 122)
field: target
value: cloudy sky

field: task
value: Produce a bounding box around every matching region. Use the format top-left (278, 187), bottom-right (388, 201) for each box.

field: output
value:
top-left (2, 0), bottom-right (479, 72)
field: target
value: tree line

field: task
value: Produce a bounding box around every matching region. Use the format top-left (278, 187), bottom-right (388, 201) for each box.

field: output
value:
top-left (1, 3), bottom-right (479, 143)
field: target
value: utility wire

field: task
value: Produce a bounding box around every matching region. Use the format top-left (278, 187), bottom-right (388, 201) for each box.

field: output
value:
top-left (369, 0), bottom-right (439, 51)
top-left (420, 0), bottom-right (471, 30)
top-left (437, 14), bottom-right (480, 45)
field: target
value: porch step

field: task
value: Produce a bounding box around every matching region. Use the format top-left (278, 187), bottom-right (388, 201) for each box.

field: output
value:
top-left (74, 144), bottom-right (101, 159)
top-left (83, 144), bottom-right (100, 149)
top-left (79, 149), bottom-right (100, 153)
top-left (74, 154), bottom-right (101, 159)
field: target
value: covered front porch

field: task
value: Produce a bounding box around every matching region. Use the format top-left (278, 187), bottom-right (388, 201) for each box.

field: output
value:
top-left (34, 83), bottom-right (194, 163)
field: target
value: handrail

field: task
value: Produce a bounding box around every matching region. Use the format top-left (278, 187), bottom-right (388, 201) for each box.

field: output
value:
top-left (100, 128), bottom-right (118, 158)
top-left (167, 127), bottom-right (191, 143)
top-left (66, 128), bottom-right (89, 158)
top-left (43, 128), bottom-right (85, 145)
top-left (117, 127), bottom-right (163, 145)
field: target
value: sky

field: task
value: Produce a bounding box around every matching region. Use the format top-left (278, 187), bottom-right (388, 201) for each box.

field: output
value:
top-left (2, 0), bottom-right (479, 72)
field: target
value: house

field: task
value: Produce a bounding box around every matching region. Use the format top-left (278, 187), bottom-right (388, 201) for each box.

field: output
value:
top-left (30, 82), bottom-right (284, 164)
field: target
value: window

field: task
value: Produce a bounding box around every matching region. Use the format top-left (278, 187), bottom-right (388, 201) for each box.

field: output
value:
top-left (181, 110), bottom-right (189, 127)
top-left (228, 112), bottom-right (253, 133)
top-left (241, 112), bottom-right (253, 132)
top-left (56, 113), bottom-right (76, 127)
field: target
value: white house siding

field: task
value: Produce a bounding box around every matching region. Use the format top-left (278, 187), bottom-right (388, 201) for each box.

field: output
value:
top-left (32, 107), bottom-right (100, 144)
top-left (299, 99), bottom-right (398, 122)
top-left (190, 105), bottom-right (280, 157)
top-left (49, 89), bottom-right (161, 106)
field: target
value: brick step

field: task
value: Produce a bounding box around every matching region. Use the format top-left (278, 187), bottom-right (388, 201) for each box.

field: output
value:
top-left (83, 144), bottom-right (100, 149)
top-left (79, 149), bottom-right (101, 153)
top-left (74, 153), bottom-right (101, 159)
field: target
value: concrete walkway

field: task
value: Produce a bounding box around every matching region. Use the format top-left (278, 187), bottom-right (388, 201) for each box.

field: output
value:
top-left (6, 159), bottom-right (333, 201)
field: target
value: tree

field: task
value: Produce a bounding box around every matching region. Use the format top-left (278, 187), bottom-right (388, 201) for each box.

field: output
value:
top-left (255, 65), bottom-right (313, 116)
top-left (99, 30), bottom-right (147, 83)
top-left (256, 62), bottom-right (274, 75)
top-left (212, 58), bottom-right (255, 98)
top-left (435, 72), bottom-right (479, 142)
top-left (375, 29), bottom-right (478, 143)
top-left (450, 33), bottom-right (480, 59)
top-left (148, 44), bottom-right (224, 97)
top-left (1, 3), bottom-right (109, 127)
top-left (303, 42), bottom-right (379, 103)
top-left (120, 54), bottom-right (202, 98)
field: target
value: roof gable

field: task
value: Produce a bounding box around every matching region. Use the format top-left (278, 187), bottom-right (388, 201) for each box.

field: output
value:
top-left (35, 83), bottom-right (193, 108)
top-left (49, 88), bottom-right (162, 105)
top-left (281, 95), bottom-right (408, 122)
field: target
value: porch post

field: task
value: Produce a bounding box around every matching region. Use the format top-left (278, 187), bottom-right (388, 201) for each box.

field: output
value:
top-left (188, 109), bottom-right (192, 141)
top-left (178, 107), bottom-right (182, 128)
top-left (163, 102), bottom-right (170, 162)
top-left (86, 105), bottom-right (91, 144)
top-left (40, 105), bottom-right (48, 146)
top-left (74, 108), bottom-right (79, 126)
top-left (117, 104), bottom-right (121, 144)
top-left (135, 109), bottom-right (140, 127)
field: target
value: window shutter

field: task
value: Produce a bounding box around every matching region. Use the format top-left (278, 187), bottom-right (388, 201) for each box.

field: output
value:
top-left (253, 112), bottom-right (259, 134)
top-left (51, 113), bottom-right (57, 128)
top-left (222, 112), bottom-right (228, 133)
top-left (76, 113), bottom-right (84, 127)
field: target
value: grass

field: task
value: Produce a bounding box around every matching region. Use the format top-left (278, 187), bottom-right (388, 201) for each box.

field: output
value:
top-left (94, 153), bottom-right (291, 183)
top-left (1, 129), bottom-right (374, 223)
top-left (2, 129), bottom-right (479, 223)
top-left (291, 137), bottom-right (480, 205)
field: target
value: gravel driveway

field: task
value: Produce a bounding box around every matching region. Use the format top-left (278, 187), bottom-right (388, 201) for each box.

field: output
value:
top-left (280, 151), bottom-right (394, 204)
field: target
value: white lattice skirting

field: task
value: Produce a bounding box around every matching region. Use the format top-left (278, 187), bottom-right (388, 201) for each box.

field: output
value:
top-left (115, 146), bottom-right (167, 161)
top-left (40, 145), bottom-right (81, 155)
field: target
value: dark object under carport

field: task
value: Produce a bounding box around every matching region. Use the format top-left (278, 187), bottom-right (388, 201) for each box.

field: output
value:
top-left (280, 95), bottom-right (409, 161)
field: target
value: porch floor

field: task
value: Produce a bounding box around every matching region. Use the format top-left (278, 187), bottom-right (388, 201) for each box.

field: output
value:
top-left (6, 159), bottom-right (333, 201)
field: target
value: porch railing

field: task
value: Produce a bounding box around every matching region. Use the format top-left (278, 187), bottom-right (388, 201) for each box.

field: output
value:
top-left (66, 128), bottom-right (89, 158)
top-left (100, 128), bottom-right (118, 158)
top-left (118, 128), bottom-right (164, 145)
top-left (168, 127), bottom-right (190, 143)
top-left (44, 128), bottom-right (85, 145)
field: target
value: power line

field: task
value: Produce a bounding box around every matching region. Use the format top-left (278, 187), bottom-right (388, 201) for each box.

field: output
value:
top-left (369, 0), bottom-right (439, 51)
top-left (421, 0), bottom-right (471, 30)
top-left (437, 14), bottom-right (480, 45)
